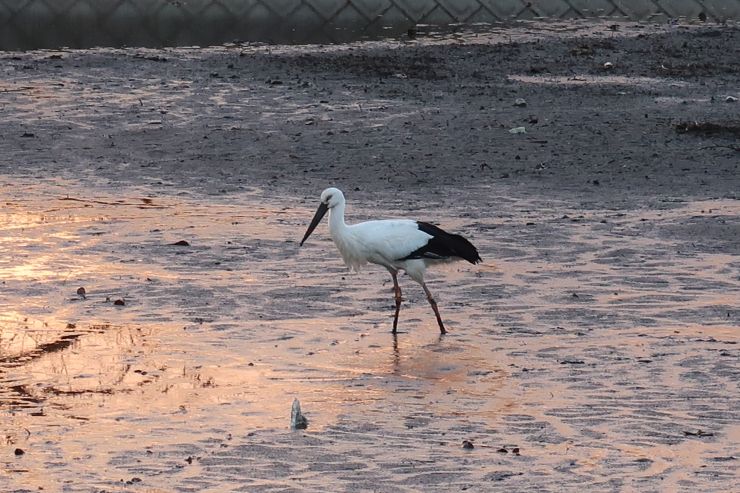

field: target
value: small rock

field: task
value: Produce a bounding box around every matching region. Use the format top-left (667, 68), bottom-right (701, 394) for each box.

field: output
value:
top-left (170, 240), bottom-right (190, 246)
top-left (509, 127), bottom-right (526, 134)
top-left (462, 440), bottom-right (474, 450)
top-left (512, 447), bottom-right (520, 455)
top-left (76, 287), bottom-right (86, 298)
top-left (497, 447), bottom-right (508, 453)
top-left (603, 61), bottom-right (614, 70)
top-left (726, 96), bottom-right (738, 103)
top-left (113, 299), bottom-right (125, 306)
top-left (513, 98), bottom-right (527, 107)
top-left (290, 398), bottom-right (308, 430)
top-left (14, 448), bottom-right (24, 456)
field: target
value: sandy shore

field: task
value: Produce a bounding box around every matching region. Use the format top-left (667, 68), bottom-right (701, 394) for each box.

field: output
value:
top-left (1, 21), bottom-right (738, 492)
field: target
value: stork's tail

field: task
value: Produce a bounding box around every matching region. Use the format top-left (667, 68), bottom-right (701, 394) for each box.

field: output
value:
top-left (405, 222), bottom-right (482, 264)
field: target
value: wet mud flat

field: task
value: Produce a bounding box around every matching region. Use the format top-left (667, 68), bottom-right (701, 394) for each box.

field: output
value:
top-left (1, 21), bottom-right (739, 492)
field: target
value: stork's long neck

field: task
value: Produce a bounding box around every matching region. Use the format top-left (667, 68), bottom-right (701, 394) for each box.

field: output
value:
top-left (328, 200), bottom-right (348, 239)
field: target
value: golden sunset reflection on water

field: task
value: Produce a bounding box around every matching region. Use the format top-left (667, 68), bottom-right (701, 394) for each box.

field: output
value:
top-left (2, 178), bottom-right (506, 488)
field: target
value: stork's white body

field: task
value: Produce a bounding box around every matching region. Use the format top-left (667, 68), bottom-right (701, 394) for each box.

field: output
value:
top-left (329, 215), bottom-right (432, 283)
top-left (300, 187), bottom-right (481, 334)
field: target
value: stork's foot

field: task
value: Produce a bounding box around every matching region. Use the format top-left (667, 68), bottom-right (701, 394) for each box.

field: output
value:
top-left (433, 312), bottom-right (447, 335)
top-left (432, 301), bottom-right (447, 334)
top-left (421, 282), bottom-right (447, 335)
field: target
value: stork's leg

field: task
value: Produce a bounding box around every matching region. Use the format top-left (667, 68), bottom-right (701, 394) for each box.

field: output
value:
top-left (421, 282), bottom-right (447, 334)
top-left (389, 270), bottom-right (403, 333)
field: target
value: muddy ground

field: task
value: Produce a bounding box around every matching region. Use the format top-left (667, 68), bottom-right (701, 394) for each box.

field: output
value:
top-left (1, 20), bottom-right (738, 492)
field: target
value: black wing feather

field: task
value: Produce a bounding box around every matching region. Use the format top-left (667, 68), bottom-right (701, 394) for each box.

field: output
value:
top-left (400, 222), bottom-right (481, 264)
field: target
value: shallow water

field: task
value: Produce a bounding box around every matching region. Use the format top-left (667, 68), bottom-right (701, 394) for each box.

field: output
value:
top-left (1, 173), bottom-right (737, 491)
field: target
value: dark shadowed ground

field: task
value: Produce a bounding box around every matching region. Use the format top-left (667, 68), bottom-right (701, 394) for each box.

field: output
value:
top-left (1, 20), bottom-right (738, 492)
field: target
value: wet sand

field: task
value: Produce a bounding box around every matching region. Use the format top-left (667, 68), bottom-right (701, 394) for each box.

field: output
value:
top-left (1, 21), bottom-right (739, 492)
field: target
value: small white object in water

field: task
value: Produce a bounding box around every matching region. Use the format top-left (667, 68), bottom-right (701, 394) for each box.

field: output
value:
top-left (513, 98), bottom-right (527, 107)
top-left (726, 96), bottom-right (738, 103)
top-left (290, 398), bottom-right (308, 430)
top-left (509, 127), bottom-right (526, 134)
top-left (603, 61), bottom-right (614, 70)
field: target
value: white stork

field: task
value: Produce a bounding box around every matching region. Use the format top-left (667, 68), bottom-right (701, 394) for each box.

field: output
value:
top-left (300, 187), bottom-right (481, 334)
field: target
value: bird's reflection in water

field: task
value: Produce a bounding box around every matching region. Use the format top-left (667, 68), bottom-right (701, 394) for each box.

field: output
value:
top-left (391, 332), bottom-right (400, 374)
top-left (389, 330), bottom-right (446, 377)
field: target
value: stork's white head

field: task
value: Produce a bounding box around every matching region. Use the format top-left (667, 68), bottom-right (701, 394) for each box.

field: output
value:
top-left (300, 187), bottom-right (345, 246)
top-left (320, 187), bottom-right (345, 209)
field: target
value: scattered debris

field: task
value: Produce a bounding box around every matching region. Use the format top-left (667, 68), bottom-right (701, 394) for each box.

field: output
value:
top-left (290, 398), bottom-right (308, 430)
top-left (674, 121), bottom-right (740, 138)
top-left (487, 471), bottom-right (523, 481)
top-left (133, 54), bottom-right (168, 62)
top-left (684, 429), bottom-right (714, 437)
top-left (570, 44), bottom-right (593, 56)
top-left (560, 359), bottom-right (586, 365)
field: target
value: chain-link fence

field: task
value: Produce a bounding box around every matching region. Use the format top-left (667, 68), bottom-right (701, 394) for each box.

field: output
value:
top-left (1, 0), bottom-right (738, 50)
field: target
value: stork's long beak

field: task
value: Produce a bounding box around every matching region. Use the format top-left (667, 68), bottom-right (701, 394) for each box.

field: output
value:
top-left (300, 202), bottom-right (328, 246)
